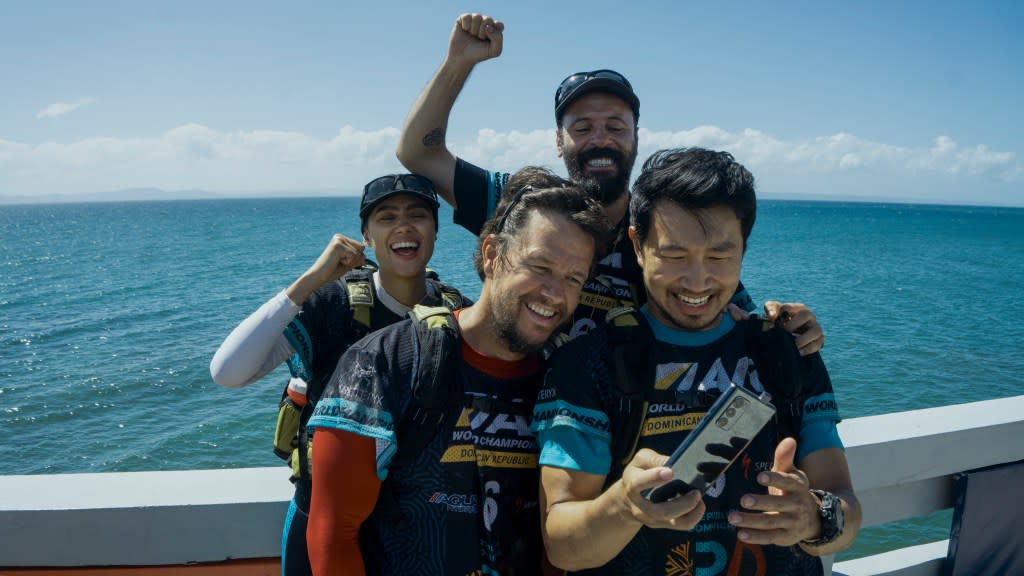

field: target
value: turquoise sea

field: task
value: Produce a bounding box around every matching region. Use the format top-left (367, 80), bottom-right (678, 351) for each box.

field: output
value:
top-left (2, 197), bottom-right (1023, 561)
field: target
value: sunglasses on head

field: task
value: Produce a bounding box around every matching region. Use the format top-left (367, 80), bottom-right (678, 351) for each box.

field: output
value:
top-left (555, 69), bottom-right (633, 109)
top-left (493, 185), bottom-right (534, 234)
top-left (364, 174), bottom-right (435, 197)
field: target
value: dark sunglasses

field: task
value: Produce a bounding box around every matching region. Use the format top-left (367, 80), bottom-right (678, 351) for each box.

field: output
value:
top-left (363, 174), bottom-right (436, 198)
top-left (555, 69), bottom-right (633, 109)
top-left (493, 185), bottom-right (533, 234)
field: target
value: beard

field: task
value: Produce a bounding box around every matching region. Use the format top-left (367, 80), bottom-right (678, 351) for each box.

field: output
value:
top-left (489, 294), bottom-right (559, 356)
top-left (564, 145), bottom-right (638, 206)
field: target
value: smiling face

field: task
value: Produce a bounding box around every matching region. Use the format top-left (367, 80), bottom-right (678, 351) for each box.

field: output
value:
top-left (631, 200), bottom-right (744, 332)
top-left (362, 193), bottom-right (437, 281)
top-left (482, 210), bottom-right (594, 355)
top-left (556, 92), bottom-right (638, 205)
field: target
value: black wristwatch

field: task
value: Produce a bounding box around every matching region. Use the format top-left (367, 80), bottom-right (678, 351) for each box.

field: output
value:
top-left (802, 489), bottom-right (844, 546)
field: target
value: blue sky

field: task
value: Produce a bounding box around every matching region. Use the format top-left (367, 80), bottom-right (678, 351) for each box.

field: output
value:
top-left (2, 0), bottom-right (1021, 206)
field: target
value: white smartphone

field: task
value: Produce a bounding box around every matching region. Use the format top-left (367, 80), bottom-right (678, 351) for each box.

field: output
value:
top-left (643, 384), bottom-right (776, 503)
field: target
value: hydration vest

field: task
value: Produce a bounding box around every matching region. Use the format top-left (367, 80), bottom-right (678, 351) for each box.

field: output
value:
top-left (272, 265), bottom-right (469, 493)
top-left (597, 307), bottom-right (807, 483)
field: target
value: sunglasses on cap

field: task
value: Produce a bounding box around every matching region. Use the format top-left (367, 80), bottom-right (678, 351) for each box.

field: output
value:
top-left (363, 174), bottom-right (435, 198)
top-left (360, 173), bottom-right (439, 220)
top-left (554, 69), bottom-right (638, 120)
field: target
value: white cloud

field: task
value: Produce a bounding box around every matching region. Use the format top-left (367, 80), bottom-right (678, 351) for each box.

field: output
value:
top-left (1, 123), bottom-right (1021, 206)
top-left (36, 98), bottom-right (95, 120)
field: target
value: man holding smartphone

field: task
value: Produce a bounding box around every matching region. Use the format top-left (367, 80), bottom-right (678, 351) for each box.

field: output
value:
top-left (531, 148), bottom-right (861, 575)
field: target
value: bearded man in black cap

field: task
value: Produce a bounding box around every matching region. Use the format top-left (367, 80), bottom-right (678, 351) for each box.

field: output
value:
top-left (396, 13), bottom-right (825, 353)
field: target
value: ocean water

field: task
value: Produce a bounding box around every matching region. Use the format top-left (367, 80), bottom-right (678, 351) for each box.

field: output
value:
top-left (2, 197), bottom-right (1022, 561)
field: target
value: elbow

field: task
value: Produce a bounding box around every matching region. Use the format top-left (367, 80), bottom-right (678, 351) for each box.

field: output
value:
top-left (395, 141), bottom-right (424, 172)
top-left (545, 546), bottom-right (601, 572)
top-left (209, 355), bottom-right (245, 389)
top-left (542, 519), bottom-right (603, 571)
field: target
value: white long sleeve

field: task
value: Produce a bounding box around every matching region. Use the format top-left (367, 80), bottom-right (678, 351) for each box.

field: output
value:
top-left (209, 290), bottom-right (302, 388)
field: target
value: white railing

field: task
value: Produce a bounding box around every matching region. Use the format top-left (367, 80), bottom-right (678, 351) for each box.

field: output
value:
top-left (831, 394), bottom-right (1024, 576)
top-left (1, 395), bottom-right (1022, 573)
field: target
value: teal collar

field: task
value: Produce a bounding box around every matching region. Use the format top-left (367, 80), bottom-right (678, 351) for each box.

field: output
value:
top-left (639, 305), bottom-right (736, 347)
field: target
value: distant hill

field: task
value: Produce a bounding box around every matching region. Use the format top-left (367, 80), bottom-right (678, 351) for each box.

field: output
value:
top-left (1, 187), bottom-right (1016, 209)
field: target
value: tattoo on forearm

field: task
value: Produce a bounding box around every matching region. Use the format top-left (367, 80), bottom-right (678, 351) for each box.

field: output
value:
top-left (422, 128), bottom-right (445, 148)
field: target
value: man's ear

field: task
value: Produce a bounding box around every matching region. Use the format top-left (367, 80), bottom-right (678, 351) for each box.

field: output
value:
top-left (628, 226), bottom-right (643, 268)
top-left (555, 129), bottom-right (564, 159)
top-left (481, 234), bottom-right (500, 278)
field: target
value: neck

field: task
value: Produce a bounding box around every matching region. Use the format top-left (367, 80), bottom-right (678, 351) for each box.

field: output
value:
top-left (603, 191), bottom-right (629, 230)
top-left (376, 269), bottom-right (427, 308)
top-left (456, 298), bottom-right (527, 363)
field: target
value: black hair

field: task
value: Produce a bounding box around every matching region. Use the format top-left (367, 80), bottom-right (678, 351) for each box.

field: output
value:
top-left (630, 148), bottom-right (756, 249)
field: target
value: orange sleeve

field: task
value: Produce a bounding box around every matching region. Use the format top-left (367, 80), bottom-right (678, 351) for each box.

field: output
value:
top-left (307, 428), bottom-right (382, 576)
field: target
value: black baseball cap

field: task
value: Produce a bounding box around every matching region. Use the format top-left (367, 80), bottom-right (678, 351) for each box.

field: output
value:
top-left (359, 174), bottom-right (440, 225)
top-left (554, 69), bottom-right (640, 124)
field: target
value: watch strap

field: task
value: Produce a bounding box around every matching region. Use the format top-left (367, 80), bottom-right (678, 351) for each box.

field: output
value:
top-left (802, 489), bottom-right (844, 546)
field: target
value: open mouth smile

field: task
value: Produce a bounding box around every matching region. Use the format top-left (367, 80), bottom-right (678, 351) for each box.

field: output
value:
top-left (676, 293), bottom-right (711, 306)
top-left (390, 240), bottom-right (419, 257)
top-left (526, 302), bottom-right (556, 319)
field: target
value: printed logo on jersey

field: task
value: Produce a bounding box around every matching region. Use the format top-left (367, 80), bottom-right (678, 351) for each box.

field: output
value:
top-left (309, 397), bottom-right (393, 436)
top-left (664, 539), bottom-right (730, 575)
top-left (666, 356), bottom-right (765, 398)
top-left (640, 411), bottom-right (705, 437)
top-left (655, 362), bottom-right (695, 391)
top-left (705, 474), bottom-right (726, 498)
top-left (579, 291), bottom-right (621, 313)
top-left (741, 453), bottom-right (772, 481)
top-left (443, 406), bottom-right (539, 467)
top-left (483, 480), bottom-right (499, 531)
top-left (532, 400), bottom-right (611, 436)
top-left (441, 443), bottom-right (478, 463)
top-left (665, 541), bottom-right (694, 576)
top-left (442, 407), bottom-right (476, 463)
top-left (429, 491), bottom-right (478, 514)
top-left (475, 450), bottom-right (537, 469)
top-left (597, 252), bottom-right (623, 269)
top-left (802, 393), bottom-right (840, 423)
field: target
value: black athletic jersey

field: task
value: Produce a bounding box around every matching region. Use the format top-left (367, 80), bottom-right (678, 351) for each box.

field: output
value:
top-left (531, 308), bottom-right (842, 576)
top-left (283, 270), bottom-right (461, 394)
top-left (308, 315), bottom-right (545, 575)
top-left (452, 158), bottom-right (755, 341)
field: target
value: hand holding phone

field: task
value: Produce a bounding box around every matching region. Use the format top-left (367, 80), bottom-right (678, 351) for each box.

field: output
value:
top-left (643, 384), bottom-right (776, 503)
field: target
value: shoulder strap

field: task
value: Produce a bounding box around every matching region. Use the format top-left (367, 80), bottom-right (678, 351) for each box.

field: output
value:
top-left (374, 305), bottom-right (462, 528)
top-left (343, 265), bottom-right (377, 338)
top-left (277, 264), bottom-right (380, 505)
top-left (426, 277), bottom-right (471, 311)
top-left (744, 318), bottom-right (805, 440)
top-left (603, 307), bottom-right (655, 482)
top-left (390, 305), bottom-right (462, 468)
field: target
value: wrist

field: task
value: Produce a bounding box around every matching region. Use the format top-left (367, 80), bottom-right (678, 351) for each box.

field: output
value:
top-left (800, 489), bottom-right (844, 548)
top-left (286, 273), bottom-right (322, 305)
top-left (441, 55), bottom-right (477, 78)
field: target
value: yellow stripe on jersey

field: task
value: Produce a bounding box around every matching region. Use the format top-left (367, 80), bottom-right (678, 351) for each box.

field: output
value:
top-left (579, 292), bottom-right (621, 312)
top-left (440, 444), bottom-right (476, 463)
top-left (640, 412), bottom-right (706, 437)
top-left (475, 450), bottom-right (538, 469)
